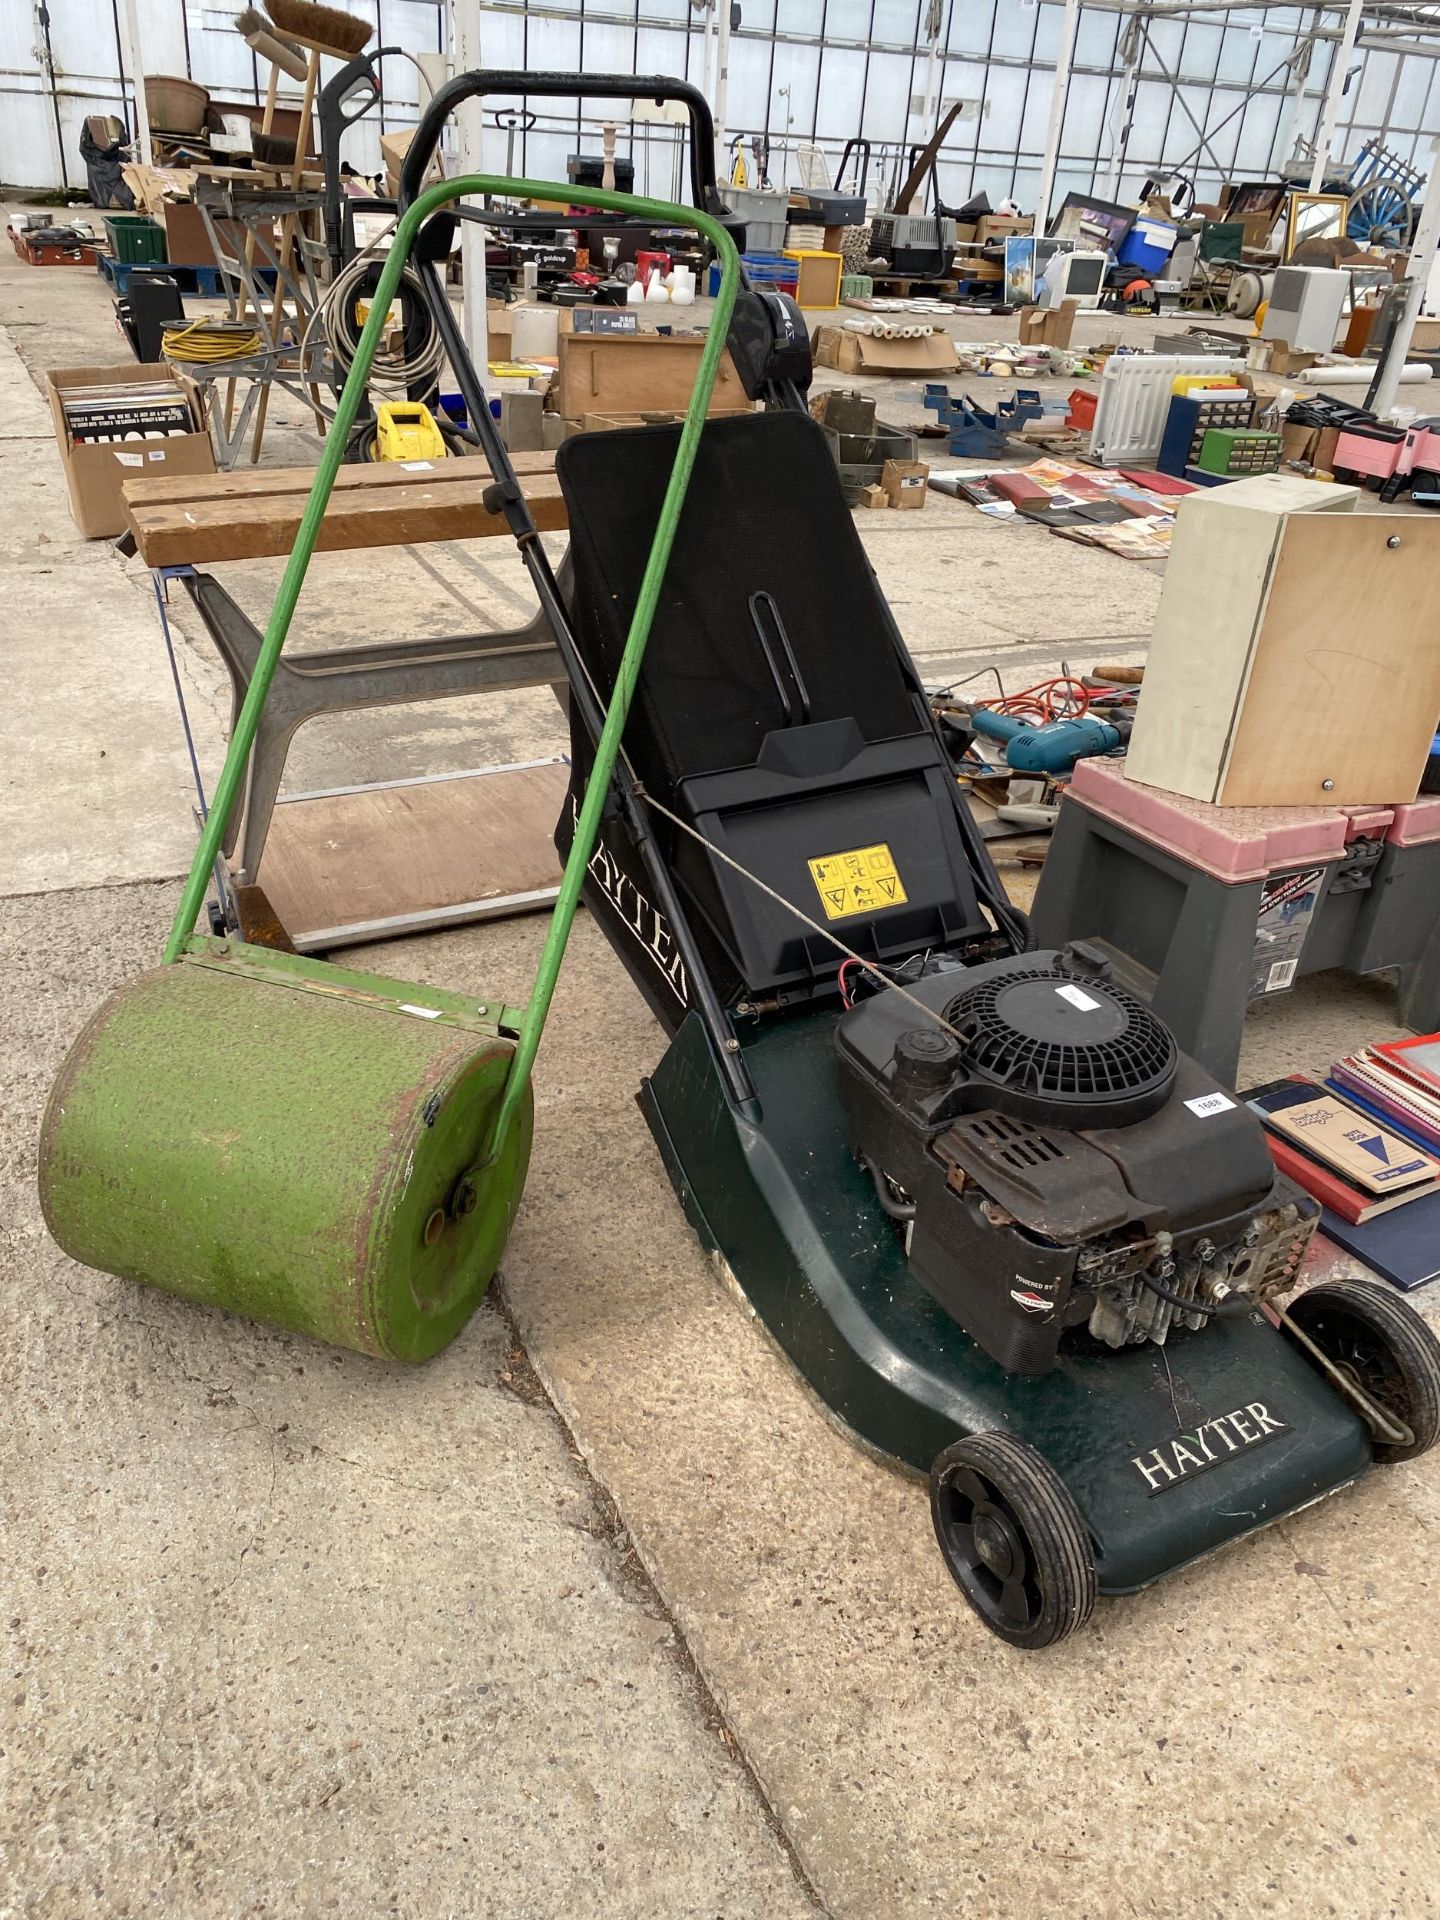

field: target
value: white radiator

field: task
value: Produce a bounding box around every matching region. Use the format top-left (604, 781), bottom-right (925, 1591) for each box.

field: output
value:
top-left (1089, 353), bottom-right (1236, 465)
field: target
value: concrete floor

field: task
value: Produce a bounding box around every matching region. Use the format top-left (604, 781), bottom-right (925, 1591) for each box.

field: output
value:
top-left (3, 232), bottom-right (1438, 1919)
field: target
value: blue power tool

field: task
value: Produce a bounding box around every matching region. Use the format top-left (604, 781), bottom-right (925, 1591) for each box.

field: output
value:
top-left (970, 708), bottom-right (1132, 775)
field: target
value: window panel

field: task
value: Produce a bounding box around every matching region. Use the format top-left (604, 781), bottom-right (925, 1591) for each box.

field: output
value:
top-left (814, 48), bottom-right (867, 138)
top-left (989, 2), bottom-right (1039, 63)
top-left (1392, 56), bottom-right (1434, 132)
top-left (1074, 10), bottom-right (1119, 69)
top-left (1352, 49), bottom-right (1398, 129)
top-left (825, 0), bottom-right (874, 44)
top-left (951, 0), bottom-right (996, 60)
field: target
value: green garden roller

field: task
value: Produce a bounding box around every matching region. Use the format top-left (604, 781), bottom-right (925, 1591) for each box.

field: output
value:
top-left (39, 176), bottom-right (742, 1362)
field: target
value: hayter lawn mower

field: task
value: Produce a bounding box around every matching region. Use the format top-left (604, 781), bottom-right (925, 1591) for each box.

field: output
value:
top-left (41, 74), bottom-right (1440, 1650)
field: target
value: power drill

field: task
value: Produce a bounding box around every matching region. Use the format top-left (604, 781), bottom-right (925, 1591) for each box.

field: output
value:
top-left (968, 708), bottom-right (1132, 775)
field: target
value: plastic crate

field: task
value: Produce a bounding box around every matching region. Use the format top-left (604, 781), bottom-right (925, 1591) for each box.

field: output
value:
top-left (722, 186), bottom-right (789, 255)
top-left (103, 214), bottom-right (167, 265)
top-left (707, 253), bottom-right (798, 297)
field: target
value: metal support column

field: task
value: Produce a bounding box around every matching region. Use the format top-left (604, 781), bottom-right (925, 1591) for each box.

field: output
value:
top-left (1309, 0), bottom-right (1365, 191)
top-left (1368, 134), bottom-right (1440, 418)
top-left (1034, 0), bottom-right (1082, 239)
top-left (1103, 15), bottom-right (1144, 197)
top-left (715, 0), bottom-right (732, 172)
top-left (452, 0), bottom-right (490, 376)
top-left (117, 0), bottom-right (152, 165)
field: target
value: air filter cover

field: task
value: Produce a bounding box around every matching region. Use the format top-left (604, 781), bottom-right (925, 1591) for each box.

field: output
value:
top-left (942, 966), bottom-right (1176, 1127)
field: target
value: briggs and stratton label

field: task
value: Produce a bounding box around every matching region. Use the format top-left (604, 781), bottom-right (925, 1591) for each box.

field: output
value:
top-left (1131, 1402), bottom-right (1290, 1494)
top-left (1251, 867), bottom-right (1325, 996)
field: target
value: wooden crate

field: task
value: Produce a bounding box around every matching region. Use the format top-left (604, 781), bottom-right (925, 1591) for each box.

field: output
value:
top-left (783, 248), bottom-right (842, 309)
top-left (554, 332), bottom-right (746, 421)
top-left (12, 231), bottom-right (100, 267)
top-left (1125, 475), bottom-right (1440, 807)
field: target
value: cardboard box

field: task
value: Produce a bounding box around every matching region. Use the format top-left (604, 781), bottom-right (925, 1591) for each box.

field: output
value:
top-left (1247, 341), bottom-right (1318, 377)
top-left (975, 214), bottom-right (1033, 245)
top-left (1017, 299), bottom-right (1080, 348)
top-left (554, 332), bottom-right (746, 419)
top-left (882, 458), bottom-right (928, 509)
top-left (816, 329), bottom-right (959, 376)
top-left (1238, 213), bottom-right (1278, 251)
top-left (485, 302), bottom-right (514, 364)
top-left (500, 391), bottom-right (545, 453)
top-left (858, 483), bottom-right (887, 510)
top-left (381, 127), bottom-right (438, 199)
top-left (1280, 420), bottom-right (1341, 472)
top-left (48, 361), bottom-right (215, 539)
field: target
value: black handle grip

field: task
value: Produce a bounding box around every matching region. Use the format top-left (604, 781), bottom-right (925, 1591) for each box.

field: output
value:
top-left (397, 70), bottom-right (734, 227)
top-left (837, 137), bottom-right (871, 195)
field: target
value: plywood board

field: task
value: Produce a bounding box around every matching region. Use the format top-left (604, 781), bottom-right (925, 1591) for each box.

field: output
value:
top-left (1122, 491), bottom-right (1289, 800)
top-left (1222, 514), bottom-right (1440, 806)
top-left (256, 759), bottom-right (569, 947)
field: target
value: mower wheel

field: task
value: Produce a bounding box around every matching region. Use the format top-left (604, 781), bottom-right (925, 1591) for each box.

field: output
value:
top-left (930, 1431), bottom-right (1096, 1649)
top-left (1285, 1278), bottom-right (1440, 1464)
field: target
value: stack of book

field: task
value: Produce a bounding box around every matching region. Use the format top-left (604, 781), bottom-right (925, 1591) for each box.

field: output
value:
top-left (1331, 1038), bottom-right (1440, 1153)
top-left (1247, 1039), bottom-right (1440, 1291)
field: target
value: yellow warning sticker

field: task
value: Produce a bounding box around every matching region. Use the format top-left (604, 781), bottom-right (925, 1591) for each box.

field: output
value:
top-left (807, 843), bottom-right (909, 921)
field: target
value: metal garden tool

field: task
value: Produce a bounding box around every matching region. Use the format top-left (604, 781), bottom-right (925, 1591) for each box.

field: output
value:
top-left (39, 174), bottom-right (741, 1361)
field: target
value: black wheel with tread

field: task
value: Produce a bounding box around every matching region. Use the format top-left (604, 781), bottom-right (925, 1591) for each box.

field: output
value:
top-left (930, 1431), bottom-right (1096, 1649)
top-left (1286, 1278), bottom-right (1440, 1464)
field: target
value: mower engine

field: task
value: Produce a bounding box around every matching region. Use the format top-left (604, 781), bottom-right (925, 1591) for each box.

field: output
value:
top-left (836, 945), bottom-right (1317, 1375)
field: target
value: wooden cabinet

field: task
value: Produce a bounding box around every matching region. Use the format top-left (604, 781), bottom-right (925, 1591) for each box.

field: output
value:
top-left (1126, 474), bottom-right (1440, 806)
top-left (554, 332), bottom-right (747, 423)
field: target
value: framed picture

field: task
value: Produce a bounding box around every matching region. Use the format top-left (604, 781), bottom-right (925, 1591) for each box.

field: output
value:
top-left (1284, 191), bottom-right (1349, 259)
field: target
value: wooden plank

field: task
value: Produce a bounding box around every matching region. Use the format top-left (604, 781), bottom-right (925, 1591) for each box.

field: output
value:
top-left (1222, 513), bottom-right (1440, 806)
top-left (1123, 488), bottom-right (1287, 803)
top-left (127, 471), bottom-right (569, 566)
top-left (256, 761), bottom-right (569, 946)
top-left (123, 451), bottom-right (556, 508)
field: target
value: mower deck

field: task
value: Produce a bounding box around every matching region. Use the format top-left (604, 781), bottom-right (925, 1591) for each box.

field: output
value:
top-left (641, 1008), bottom-right (1372, 1595)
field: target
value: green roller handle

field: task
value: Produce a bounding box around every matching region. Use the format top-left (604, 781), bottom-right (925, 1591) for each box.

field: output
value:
top-left (165, 176), bottom-right (743, 1171)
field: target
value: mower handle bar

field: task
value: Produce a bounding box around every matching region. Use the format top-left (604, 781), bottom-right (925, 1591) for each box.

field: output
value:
top-left (398, 71), bottom-right (738, 233)
top-left (164, 171), bottom-right (745, 1162)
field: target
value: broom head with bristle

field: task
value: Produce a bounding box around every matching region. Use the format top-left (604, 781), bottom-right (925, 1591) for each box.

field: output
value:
top-left (263, 0), bottom-right (372, 57)
top-left (251, 130), bottom-right (298, 167)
